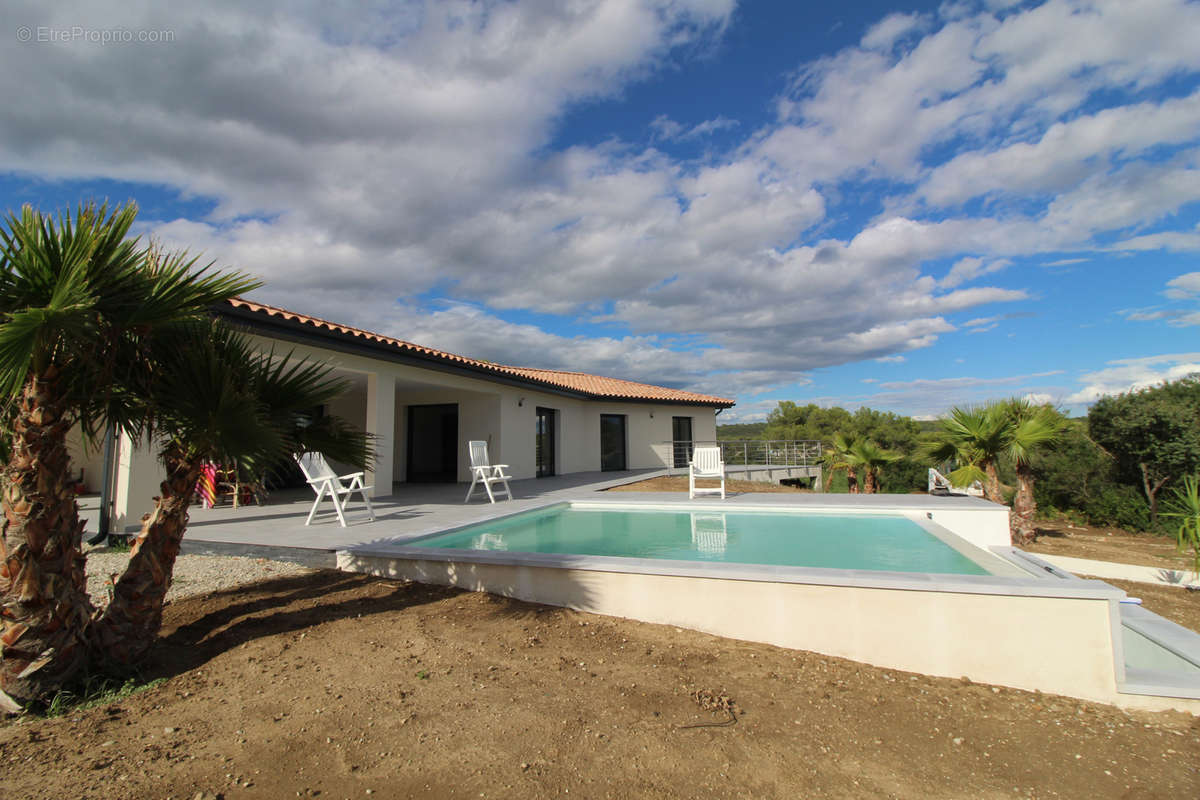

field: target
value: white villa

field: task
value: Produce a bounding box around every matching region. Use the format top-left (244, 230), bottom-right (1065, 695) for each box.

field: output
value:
top-left (69, 298), bottom-right (735, 533)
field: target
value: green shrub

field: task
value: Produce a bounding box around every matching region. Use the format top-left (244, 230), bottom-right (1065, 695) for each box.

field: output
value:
top-left (1082, 485), bottom-right (1152, 531)
top-left (878, 457), bottom-right (927, 494)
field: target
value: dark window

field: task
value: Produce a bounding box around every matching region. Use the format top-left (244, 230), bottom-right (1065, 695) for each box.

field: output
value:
top-left (536, 407), bottom-right (556, 478)
top-left (672, 416), bottom-right (693, 468)
top-left (406, 404), bottom-right (458, 482)
top-left (600, 414), bottom-right (627, 471)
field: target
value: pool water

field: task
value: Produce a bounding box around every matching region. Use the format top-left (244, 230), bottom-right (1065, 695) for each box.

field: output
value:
top-left (413, 506), bottom-right (991, 575)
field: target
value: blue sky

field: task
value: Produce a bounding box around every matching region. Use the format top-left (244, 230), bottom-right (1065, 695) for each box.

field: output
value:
top-left (2, 0), bottom-right (1199, 420)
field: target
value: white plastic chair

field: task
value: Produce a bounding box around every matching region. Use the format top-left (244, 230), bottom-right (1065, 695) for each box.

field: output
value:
top-left (295, 452), bottom-right (375, 527)
top-left (464, 440), bottom-right (513, 503)
top-left (688, 445), bottom-right (726, 499)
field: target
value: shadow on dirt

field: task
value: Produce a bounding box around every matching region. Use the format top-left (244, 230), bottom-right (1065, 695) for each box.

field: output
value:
top-left (145, 570), bottom-right (461, 679)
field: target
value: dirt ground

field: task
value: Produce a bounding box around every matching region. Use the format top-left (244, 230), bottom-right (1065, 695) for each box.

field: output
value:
top-left (609, 476), bottom-right (813, 494)
top-left (1024, 520), bottom-right (1195, 572)
top-left (3, 572), bottom-right (1199, 800)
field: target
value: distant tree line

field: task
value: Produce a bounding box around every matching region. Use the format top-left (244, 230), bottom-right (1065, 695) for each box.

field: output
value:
top-left (717, 375), bottom-right (1200, 539)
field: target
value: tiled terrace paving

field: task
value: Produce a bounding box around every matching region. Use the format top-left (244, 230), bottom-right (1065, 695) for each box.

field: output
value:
top-left (175, 470), bottom-right (668, 565)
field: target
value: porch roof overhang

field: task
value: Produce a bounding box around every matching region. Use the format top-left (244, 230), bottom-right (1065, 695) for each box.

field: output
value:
top-left (217, 299), bottom-right (736, 409)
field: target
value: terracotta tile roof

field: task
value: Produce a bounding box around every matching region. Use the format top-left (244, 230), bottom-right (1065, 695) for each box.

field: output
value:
top-left (224, 299), bottom-right (735, 408)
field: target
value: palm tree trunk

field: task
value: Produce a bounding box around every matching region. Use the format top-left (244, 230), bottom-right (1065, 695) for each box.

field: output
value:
top-left (91, 442), bottom-right (200, 669)
top-left (1011, 463), bottom-right (1037, 545)
top-left (866, 468), bottom-right (878, 494)
top-left (847, 467), bottom-right (859, 494)
top-left (984, 461), bottom-right (1003, 504)
top-left (0, 368), bottom-right (94, 710)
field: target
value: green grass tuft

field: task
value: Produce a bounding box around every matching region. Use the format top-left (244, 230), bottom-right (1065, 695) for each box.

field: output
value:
top-left (43, 675), bottom-right (166, 717)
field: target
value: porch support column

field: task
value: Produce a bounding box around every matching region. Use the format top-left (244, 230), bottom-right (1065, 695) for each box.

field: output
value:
top-left (366, 372), bottom-right (395, 495)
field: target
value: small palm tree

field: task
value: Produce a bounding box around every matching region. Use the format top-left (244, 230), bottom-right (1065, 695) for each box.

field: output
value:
top-left (824, 432), bottom-right (859, 493)
top-left (0, 203), bottom-right (256, 710)
top-left (1003, 399), bottom-right (1064, 545)
top-left (1161, 475), bottom-right (1200, 578)
top-left (923, 404), bottom-right (1011, 503)
top-left (850, 440), bottom-right (901, 494)
top-left (91, 320), bottom-right (372, 667)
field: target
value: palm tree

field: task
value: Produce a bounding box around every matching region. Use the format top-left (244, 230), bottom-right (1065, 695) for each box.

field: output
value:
top-left (1003, 399), bottom-right (1064, 545)
top-left (849, 440), bottom-right (901, 494)
top-left (923, 404), bottom-right (1011, 503)
top-left (0, 203), bottom-right (257, 710)
top-left (92, 320), bottom-right (372, 667)
top-left (824, 432), bottom-right (859, 493)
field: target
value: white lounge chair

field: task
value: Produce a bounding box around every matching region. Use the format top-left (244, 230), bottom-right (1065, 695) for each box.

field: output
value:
top-left (688, 445), bottom-right (726, 499)
top-left (295, 452), bottom-right (376, 527)
top-left (927, 467), bottom-right (984, 497)
top-left (465, 440), bottom-right (513, 503)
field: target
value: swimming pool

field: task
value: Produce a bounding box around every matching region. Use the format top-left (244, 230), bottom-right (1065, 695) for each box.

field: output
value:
top-left (410, 505), bottom-right (993, 575)
top-left (339, 497), bottom-right (1200, 711)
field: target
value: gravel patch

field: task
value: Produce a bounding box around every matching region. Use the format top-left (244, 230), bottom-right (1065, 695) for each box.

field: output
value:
top-left (83, 544), bottom-right (315, 606)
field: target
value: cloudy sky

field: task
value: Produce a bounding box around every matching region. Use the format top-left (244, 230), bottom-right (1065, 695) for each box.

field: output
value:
top-left (2, 0), bottom-right (1198, 420)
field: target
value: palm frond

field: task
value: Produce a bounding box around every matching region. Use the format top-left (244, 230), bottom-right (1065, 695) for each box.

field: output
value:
top-left (142, 320), bottom-right (372, 478)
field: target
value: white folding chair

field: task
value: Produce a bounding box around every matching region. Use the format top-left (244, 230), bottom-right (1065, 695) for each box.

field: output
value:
top-left (688, 445), bottom-right (726, 499)
top-left (295, 452), bottom-right (375, 527)
top-left (464, 440), bottom-right (513, 503)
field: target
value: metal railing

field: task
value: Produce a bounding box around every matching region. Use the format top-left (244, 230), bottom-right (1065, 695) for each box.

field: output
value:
top-left (658, 440), bottom-right (823, 472)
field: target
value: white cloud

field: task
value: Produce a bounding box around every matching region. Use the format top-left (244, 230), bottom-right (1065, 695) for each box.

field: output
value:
top-left (860, 11), bottom-right (931, 52)
top-left (851, 370), bottom-right (1068, 417)
top-left (940, 258), bottom-right (1012, 288)
top-left (963, 315), bottom-right (1000, 327)
top-left (1118, 272), bottom-right (1200, 328)
top-left (917, 91), bottom-right (1200, 208)
top-left (1122, 309), bottom-right (1173, 322)
top-left (650, 114), bottom-right (738, 141)
top-left (1166, 271), bottom-right (1200, 300)
top-left (1065, 353), bottom-right (1200, 405)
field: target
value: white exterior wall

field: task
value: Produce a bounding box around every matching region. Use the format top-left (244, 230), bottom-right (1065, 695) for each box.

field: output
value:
top-left (65, 424), bottom-right (109, 494)
top-left (490, 389), bottom-right (719, 474)
top-left (113, 432), bottom-right (162, 533)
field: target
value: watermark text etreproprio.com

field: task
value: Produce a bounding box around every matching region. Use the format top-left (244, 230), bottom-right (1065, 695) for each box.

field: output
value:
top-left (16, 25), bottom-right (176, 45)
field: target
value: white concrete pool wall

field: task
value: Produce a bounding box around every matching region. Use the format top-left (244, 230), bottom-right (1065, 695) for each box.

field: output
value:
top-left (337, 496), bottom-right (1200, 712)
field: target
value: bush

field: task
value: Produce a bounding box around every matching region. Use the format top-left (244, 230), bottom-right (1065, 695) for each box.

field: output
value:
top-left (879, 457), bottom-right (928, 494)
top-left (1031, 420), bottom-right (1119, 517)
top-left (1082, 485), bottom-right (1152, 531)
